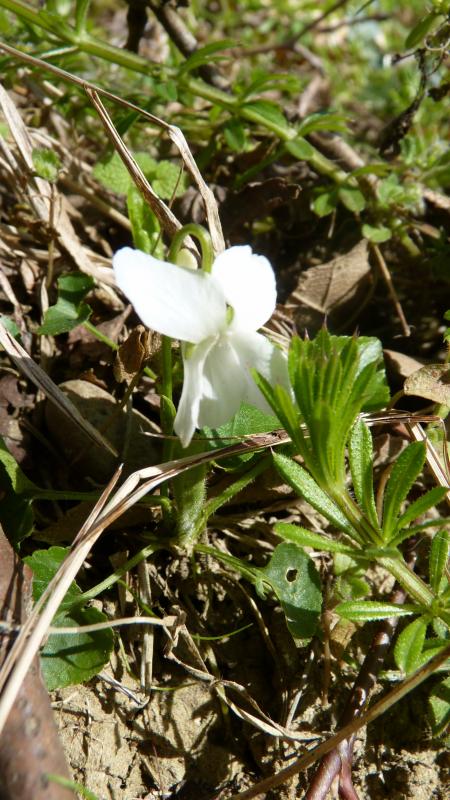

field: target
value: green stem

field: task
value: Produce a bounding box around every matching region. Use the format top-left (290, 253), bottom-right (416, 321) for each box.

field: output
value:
top-left (195, 543), bottom-right (261, 585)
top-left (379, 555), bottom-right (435, 608)
top-left (77, 540), bottom-right (162, 604)
top-left (168, 223), bottom-right (214, 272)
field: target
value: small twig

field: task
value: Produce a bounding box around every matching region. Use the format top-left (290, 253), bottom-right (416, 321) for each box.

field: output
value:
top-left (370, 243), bottom-right (411, 337)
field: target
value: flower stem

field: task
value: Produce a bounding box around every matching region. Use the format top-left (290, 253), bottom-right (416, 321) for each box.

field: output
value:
top-left (168, 223), bottom-right (214, 273)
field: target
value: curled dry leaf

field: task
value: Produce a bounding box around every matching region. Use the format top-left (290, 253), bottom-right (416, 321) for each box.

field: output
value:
top-left (113, 324), bottom-right (157, 383)
top-left (404, 364), bottom-right (450, 406)
top-left (286, 239), bottom-right (372, 332)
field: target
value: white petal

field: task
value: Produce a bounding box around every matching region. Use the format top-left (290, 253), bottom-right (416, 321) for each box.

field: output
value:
top-left (197, 335), bottom-right (247, 428)
top-left (197, 331), bottom-right (289, 428)
top-left (212, 246), bottom-right (276, 331)
top-left (174, 338), bottom-right (217, 447)
top-left (113, 247), bottom-right (226, 343)
top-left (230, 330), bottom-right (290, 411)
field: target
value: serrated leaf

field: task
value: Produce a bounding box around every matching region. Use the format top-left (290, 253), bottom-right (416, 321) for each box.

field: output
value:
top-left (429, 529), bottom-right (449, 594)
top-left (202, 402), bottom-right (280, 465)
top-left (153, 161), bottom-right (187, 200)
top-left (37, 273), bottom-right (94, 335)
top-left (273, 452), bottom-right (357, 539)
top-left (32, 147), bottom-right (61, 182)
top-left (339, 186), bottom-right (366, 213)
top-left (285, 137), bottom-right (315, 161)
top-left (25, 546), bottom-right (81, 612)
top-left (93, 151), bottom-right (130, 194)
top-left (336, 600), bottom-right (418, 621)
top-left (41, 605), bottom-right (114, 690)
top-left (394, 617), bottom-right (428, 673)
top-left (261, 542), bottom-right (322, 640)
top-left (362, 223), bottom-right (392, 243)
top-left (25, 547), bottom-right (114, 689)
top-left (275, 522), bottom-right (354, 555)
top-left (348, 419), bottom-right (379, 529)
top-left (312, 189), bottom-right (338, 217)
top-left (382, 442), bottom-right (426, 541)
top-left (428, 675), bottom-right (450, 737)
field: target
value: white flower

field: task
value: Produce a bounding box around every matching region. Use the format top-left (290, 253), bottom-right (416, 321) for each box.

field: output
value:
top-left (113, 245), bottom-right (288, 447)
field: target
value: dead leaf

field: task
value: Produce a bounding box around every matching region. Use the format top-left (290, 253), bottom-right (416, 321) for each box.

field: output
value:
top-left (286, 240), bottom-right (373, 332)
top-left (114, 325), bottom-right (155, 383)
top-left (404, 364), bottom-right (450, 406)
top-left (384, 349), bottom-right (425, 380)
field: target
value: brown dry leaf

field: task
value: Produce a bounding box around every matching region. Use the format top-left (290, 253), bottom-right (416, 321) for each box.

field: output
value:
top-left (384, 349), bottom-right (425, 380)
top-left (404, 364), bottom-right (450, 405)
top-left (113, 325), bottom-right (155, 383)
top-left (286, 239), bottom-right (372, 331)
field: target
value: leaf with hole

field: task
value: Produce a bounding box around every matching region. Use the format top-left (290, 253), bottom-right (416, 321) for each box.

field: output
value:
top-left (261, 543), bottom-right (322, 640)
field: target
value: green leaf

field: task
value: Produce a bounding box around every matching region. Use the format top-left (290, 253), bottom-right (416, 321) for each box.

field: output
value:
top-left (382, 442), bottom-right (426, 540)
top-left (339, 186), bottom-right (366, 213)
top-left (394, 617), bottom-right (428, 673)
top-left (0, 437), bottom-right (38, 495)
top-left (25, 547), bottom-right (114, 689)
top-left (297, 111), bottom-right (347, 137)
top-left (429, 529), bottom-right (449, 594)
top-left (242, 99), bottom-right (290, 134)
top-left (273, 452), bottom-right (357, 539)
top-left (312, 189), bottom-right (338, 217)
top-left (362, 223), bottom-right (392, 243)
top-left (93, 151), bottom-right (130, 194)
top-left (0, 314), bottom-right (20, 338)
top-left (405, 12), bottom-right (441, 49)
top-left (428, 675), bottom-right (450, 738)
top-left (336, 600), bottom-right (418, 621)
top-left (348, 419), bottom-right (379, 529)
top-left (261, 542), bottom-right (322, 640)
top-left (32, 147), bottom-right (61, 182)
top-left (41, 605), bottom-right (114, 690)
top-left (179, 38), bottom-right (234, 74)
top-left (0, 438), bottom-right (36, 544)
top-left (285, 136), bottom-right (315, 161)
top-left (152, 161), bottom-right (187, 200)
top-left (395, 487), bottom-right (448, 534)
top-left (37, 273), bottom-right (94, 335)
top-left (202, 402), bottom-right (279, 451)
top-left (127, 184), bottom-right (162, 256)
top-left (224, 119), bottom-right (247, 151)
top-left (275, 522), bottom-right (354, 555)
